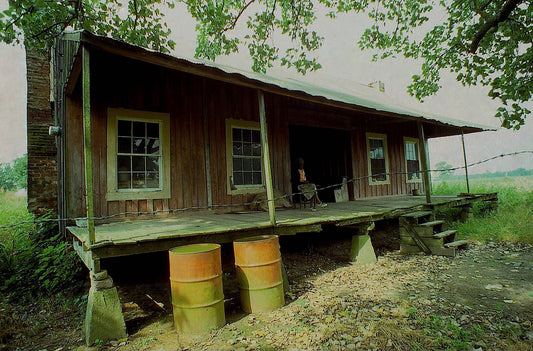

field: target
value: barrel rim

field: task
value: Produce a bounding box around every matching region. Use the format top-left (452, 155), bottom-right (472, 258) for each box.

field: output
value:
top-left (169, 243), bottom-right (221, 255)
top-left (234, 235), bottom-right (278, 244)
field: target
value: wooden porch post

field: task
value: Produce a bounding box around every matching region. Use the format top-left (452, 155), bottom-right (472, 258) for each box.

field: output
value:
top-left (461, 131), bottom-right (470, 193)
top-left (417, 122), bottom-right (432, 204)
top-left (82, 45), bottom-right (95, 244)
top-left (258, 90), bottom-right (276, 226)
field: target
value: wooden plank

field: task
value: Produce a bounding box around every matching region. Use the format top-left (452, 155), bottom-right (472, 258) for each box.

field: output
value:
top-left (417, 122), bottom-right (432, 203)
top-left (258, 90), bottom-right (276, 226)
top-left (82, 46), bottom-right (95, 244)
top-left (202, 78), bottom-right (213, 209)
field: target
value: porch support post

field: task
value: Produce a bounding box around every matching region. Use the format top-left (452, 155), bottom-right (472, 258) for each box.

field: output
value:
top-left (349, 222), bottom-right (377, 264)
top-left (417, 122), bottom-right (432, 204)
top-left (258, 90), bottom-right (276, 226)
top-left (82, 45), bottom-right (95, 244)
top-left (461, 131), bottom-right (470, 194)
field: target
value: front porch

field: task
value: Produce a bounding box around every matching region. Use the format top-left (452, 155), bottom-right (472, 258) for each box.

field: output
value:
top-left (69, 193), bottom-right (498, 268)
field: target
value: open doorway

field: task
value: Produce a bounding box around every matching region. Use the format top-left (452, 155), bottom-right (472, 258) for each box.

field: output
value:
top-left (289, 125), bottom-right (353, 202)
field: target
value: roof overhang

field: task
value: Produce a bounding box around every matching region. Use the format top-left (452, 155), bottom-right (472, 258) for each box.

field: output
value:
top-left (62, 30), bottom-right (496, 138)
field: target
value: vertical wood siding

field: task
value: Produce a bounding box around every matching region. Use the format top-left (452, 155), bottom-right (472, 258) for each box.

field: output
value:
top-left (65, 49), bottom-right (424, 220)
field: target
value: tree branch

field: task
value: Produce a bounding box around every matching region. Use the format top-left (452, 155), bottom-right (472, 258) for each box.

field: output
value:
top-left (470, 0), bottom-right (522, 53)
top-left (222, 0), bottom-right (256, 32)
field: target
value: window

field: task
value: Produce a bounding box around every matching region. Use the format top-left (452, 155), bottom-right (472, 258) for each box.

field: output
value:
top-left (107, 108), bottom-right (171, 201)
top-left (366, 133), bottom-right (390, 185)
top-left (226, 119), bottom-right (264, 194)
top-left (404, 137), bottom-right (422, 182)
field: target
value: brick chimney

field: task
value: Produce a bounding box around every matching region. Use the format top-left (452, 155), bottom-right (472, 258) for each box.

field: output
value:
top-left (26, 49), bottom-right (58, 216)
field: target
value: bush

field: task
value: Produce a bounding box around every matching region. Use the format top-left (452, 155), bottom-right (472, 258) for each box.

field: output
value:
top-left (0, 217), bottom-right (84, 300)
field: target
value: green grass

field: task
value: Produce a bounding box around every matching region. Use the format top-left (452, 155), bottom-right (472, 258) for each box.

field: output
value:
top-left (433, 176), bottom-right (533, 244)
top-left (0, 191), bottom-right (32, 243)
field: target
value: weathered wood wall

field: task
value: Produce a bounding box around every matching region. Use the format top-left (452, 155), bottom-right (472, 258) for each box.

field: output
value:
top-left (64, 49), bottom-right (424, 220)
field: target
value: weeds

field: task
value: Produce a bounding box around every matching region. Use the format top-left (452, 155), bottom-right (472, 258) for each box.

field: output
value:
top-left (433, 177), bottom-right (533, 244)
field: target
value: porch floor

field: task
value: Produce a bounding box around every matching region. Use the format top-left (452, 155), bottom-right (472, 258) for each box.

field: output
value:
top-left (69, 193), bottom-right (497, 261)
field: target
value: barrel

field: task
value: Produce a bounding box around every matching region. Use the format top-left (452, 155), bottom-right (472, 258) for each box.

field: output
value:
top-left (233, 235), bottom-right (285, 313)
top-left (168, 243), bottom-right (225, 334)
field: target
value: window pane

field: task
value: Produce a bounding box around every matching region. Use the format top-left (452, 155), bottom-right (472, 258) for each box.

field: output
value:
top-left (407, 160), bottom-right (420, 180)
top-left (146, 156), bottom-right (159, 172)
top-left (233, 172), bottom-right (243, 185)
top-left (243, 172), bottom-right (253, 185)
top-left (133, 138), bottom-right (146, 154)
top-left (233, 158), bottom-right (243, 171)
top-left (132, 173), bottom-right (146, 188)
top-left (252, 158), bottom-right (261, 171)
top-left (118, 120), bottom-right (131, 137)
top-left (243, 143), bottom-right (252, 156)
top-left (146, 172), bottom-right (159, 188)
top-left (252, 130), bottom-right (260, 143)
top-left (371, 159), bottom-right (387, 181)
top-left (252, 143), bottom-right (261, 156)
top-left (243, 129), bottom-right (251, 142)
top-left (147, 139), bottom-right (160, 155)
top-left (147, 122), bottom-right (159, 138)
top-left (118, 137), bottom-right (131, 153)
top-left (117, 172), bottom-right (131, 189)
top-left (133, 122), bottom-right (145, 137)
top-left (252, 172), bottom-right (262, 185)
top-left (243, 158), bottom-right (252, 171)
top-left (233, 142), bottom-right (243, 156)
top-left (132, 156), bottom-right (145, 171)
top-left (233, 128), bottom-right (242, 142)
top-left (117, 155), bottom-right (130, 172)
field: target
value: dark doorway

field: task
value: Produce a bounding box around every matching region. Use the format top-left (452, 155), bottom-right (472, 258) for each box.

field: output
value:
top-left (289, 125), bottom-right (353, 202)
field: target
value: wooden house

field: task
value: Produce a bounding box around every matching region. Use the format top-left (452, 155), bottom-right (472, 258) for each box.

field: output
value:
top-left (47, 30), bottom-right (500, 344)
top-left (49, 30), bottom-right (499, 262)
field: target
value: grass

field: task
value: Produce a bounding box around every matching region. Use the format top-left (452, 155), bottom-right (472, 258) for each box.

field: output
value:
top-left (432, 176), bottom-right (533, 244)
top-left (0, 190), bottom-right (32, 243)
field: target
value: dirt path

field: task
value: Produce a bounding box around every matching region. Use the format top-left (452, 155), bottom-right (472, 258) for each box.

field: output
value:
top-left (106, 238), bottom-right (533, 351)
top-left (3, 234), bottom-right (532, 351)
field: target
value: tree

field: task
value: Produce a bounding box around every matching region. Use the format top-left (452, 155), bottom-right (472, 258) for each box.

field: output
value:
top-left (0, 154), bottom-right (27, 191)
top-left (0, 0), bottom-right (176, 52)
top-left (434, 161), bottom-right (454, 179)
top-left (1, 1), bottom-right (531, 128)
top-left (184, 0), bottom-right (531, 130)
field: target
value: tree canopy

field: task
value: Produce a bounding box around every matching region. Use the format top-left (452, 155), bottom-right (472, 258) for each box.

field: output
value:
top-left (0, 154), bottom-right (27, 191)
top-left (0, 0), bottom-right (176, 52)
top-left (185, 0), bottom-right (532, 130)
top-left (1, 0), bottom-right (531, 129)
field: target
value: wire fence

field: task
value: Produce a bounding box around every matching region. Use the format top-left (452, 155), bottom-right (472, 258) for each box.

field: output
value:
top-left (1, 150), bottom-right (532, 231)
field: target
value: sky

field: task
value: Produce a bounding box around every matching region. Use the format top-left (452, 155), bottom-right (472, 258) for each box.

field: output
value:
top-left (0, 2), bottom-right (531, 175)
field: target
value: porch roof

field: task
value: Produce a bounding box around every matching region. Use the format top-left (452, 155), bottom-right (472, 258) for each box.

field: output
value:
top-left (62, 31), bottom-right (495, 138)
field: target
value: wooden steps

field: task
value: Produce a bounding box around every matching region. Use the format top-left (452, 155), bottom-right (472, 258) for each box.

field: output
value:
top-left (399, 212), bottom-right (468, 257)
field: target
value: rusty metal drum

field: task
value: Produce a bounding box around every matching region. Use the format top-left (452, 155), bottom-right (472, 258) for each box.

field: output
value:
top-left (169, 243), bottom-right (225, 334)
top-left (233, 235), bottom-right (285, 313)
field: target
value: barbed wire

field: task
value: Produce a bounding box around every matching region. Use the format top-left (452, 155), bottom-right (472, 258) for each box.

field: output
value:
top-left (1, 150), bottom-right (531, 231)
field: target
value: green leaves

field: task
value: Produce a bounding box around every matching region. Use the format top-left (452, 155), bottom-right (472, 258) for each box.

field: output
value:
top-left (0, 0), bottom-right (176, 53)
top-left (185, 0), bottom-right (323, 74)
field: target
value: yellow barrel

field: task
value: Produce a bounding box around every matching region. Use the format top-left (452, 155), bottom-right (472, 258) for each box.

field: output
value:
top-left (169, 243), bottom-right (225, 334)
top-left (233, 235), bottom-right (285, 313)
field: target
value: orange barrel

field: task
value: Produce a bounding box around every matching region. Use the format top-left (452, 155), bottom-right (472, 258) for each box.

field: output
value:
top-left (233, 235), bottom-right (285, 313)
top-left (168, 244), bottom-right (225, 334)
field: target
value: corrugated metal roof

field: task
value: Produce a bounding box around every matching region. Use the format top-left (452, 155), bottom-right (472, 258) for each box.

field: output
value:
top-left (70, 30), bottom-right (496, 133)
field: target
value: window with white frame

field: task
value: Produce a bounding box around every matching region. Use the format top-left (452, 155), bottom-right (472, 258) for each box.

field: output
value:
top-left (107, 108), bottom-right (170, 201)
top-left (404, 137), bottom-right (422, 182)
top-left (366, 133), bottom-right (390, 184)
top-left (226, 119), bottom-right (263, 194)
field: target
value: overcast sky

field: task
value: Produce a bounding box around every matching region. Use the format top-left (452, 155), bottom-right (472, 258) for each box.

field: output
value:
top-left (0, 2), bottom-right (531, 174)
